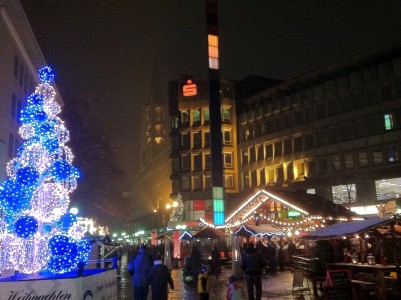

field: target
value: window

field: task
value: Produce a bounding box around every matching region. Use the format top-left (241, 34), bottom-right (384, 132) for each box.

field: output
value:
top-left (284, 114), bottom-right (292, 128)
top-left (224, 175), bottom-right (234, 188)
top-left (192, 131), bottom-right (201, 148)
top-left (203, 108), bottom-right (209, 124)
top-left (305, 134), bottom-right (314, 149)
top-left (181, 155), bottom-right (190, 170)
top-left (388, 144), bottom-right (399, 162)
top-left (283, 139), bottom-right (292, 154)
top-left (341, 123), bottom-right (353, 141)
top-left (316, 129), bottom-right (326, 146)
top-left (171, 117), bottom-right (179, 129)
top-left (265, 143), bottom-right (273, 159)
top-left (358, 150), bottom-right (368, 167)
top-left (241, 149), bottom-right (248, 164)
top-left (221, 107), bottom-right (231, 123)
top-left (384, 113), bottom-right (394, 130)
top-left (243, 173), bottom-right (250, 188)
top-left (327, 127), bottom-right (339, 144)
top-left (367, 116), bottom-right (381, 134)
top-left (353, 92), bottom-right (365, 109)
top-left (274, 141), bottom-right (282, 157)
top-left (307, 160), bottom-right (316, 177)
top-left (11, 94), bottom-right (17, 118)
top-left (259, 169), bottom-right (266, 185)
top-left (249, 146), bottom-right (256, 162)
top-left (330, 154), bottom-right (341, 171)
top-left (223, 152), bottom-right (232, 168)
top-left (276, 165), bottom-right (284, 182)
top-left (181, 110), bottom-right (190, 125)
top-left (244, 128), bottom-right (250, 140)
top-left (193, 176), bottom-right (202, 190)
top-left (193, 154), bottom-right (202, 171)
top-left (354, 120), bottom-right (366, 137)
top-left (208, 34), bottom-right (219, 69)
top-left (344, 152), bottom-right (354, 169)
top-left (192, 109), bottom-right (201, 125)
top-left (340, 97), bottom-right (351, 113)
top-left (181, 133), bottom-right (190, 148)
top-left (328, 100), bottom-right (338, 116)
top-left (267, 168), bottom-right (274, 182)
top-left (222, 129), bottom-right (232, 145)
top-left (372, 148), bottom-right (383, 165)
top-left (316, 103), bottom-right (325, 119)
top-left (294, 110), bottom-right (303, 125)
top-left (14, 56), bottom-right (19, 79)
top-left (204, 131), bottom-right (210, 147)
top-left (294, 136), bottom-right (303, 152)
top-left (8, 134), bottom-right (14, 158)
top-left (366, 88), bottom-right (379, 105)
top-left (296, 162), bottom-right (305, 177)
top-left (305, 106), bottom-right (315, 122)
top-left (318, 157), bottom-right (327, 173)
top-left (182, 176), bottom-right (190, 190)
top-left (204, 153), bottom-right (211, 170)
top-left (204, 175), bottom-right (212, 189)
top-left (257, 145), bottom-right (264, 161)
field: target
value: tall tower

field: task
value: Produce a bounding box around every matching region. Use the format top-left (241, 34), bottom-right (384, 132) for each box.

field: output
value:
top-left (206, 0), bottom-right (225, 225)
top-left (141, 65), bottom-right (167, 168)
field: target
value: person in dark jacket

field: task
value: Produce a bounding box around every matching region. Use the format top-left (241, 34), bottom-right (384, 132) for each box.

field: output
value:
top-left (241, 242), bottom-right (266, 300)
top-left (211, 245), bottom-right (220, 276)
top-left (132, 245), bottom-right (153, 300)
top-left (148, 255), bottom-right (174, 300)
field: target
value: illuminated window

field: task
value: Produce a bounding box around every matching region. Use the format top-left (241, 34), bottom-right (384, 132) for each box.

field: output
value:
top-left (193, 154), bottom-right (202, 171)
top-left (208, 34), bottom-right (219, 69)
top-left (358, 150), bottom-right (368, 167)
top-left (203, 108), bottom-right (209, 124)
top-left (221, 107), bottom-right (231, 123)
top-left (372, 148), bottom-right (383, 164)
top-left (259, 169), bottom-right (266, 185)
top-left (222, 129), bottom-right (232, 145)
top-left (344, 152), bottom-right (354, 169)
top-left (224, 175), bottom-right (234, 188)
top-left (181, 110), bottom-right (189, 126)
top-left (384, 113), bottom-right (393, 130)
top-left (296, 162), bottom-right (305, 177)
top-left (223, 152), bottom-right (232, 168)
top-left (192, 109), bottom-right (201, 125)
top-left (192, 131), bottom-right (201, 148)
top-left (267, 168), bottom-right (274, 182)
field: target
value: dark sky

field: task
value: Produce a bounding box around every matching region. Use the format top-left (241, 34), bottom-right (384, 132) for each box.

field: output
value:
top-left (19, 0), bottom-right (401, 226)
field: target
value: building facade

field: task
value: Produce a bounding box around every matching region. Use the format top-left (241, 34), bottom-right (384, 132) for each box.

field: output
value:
top-left (169, 77), bottom-right (239, 223)
top-left (237, 45), bottom-right (401, 208)
top-left (0, 0), bottom-right (62, 181)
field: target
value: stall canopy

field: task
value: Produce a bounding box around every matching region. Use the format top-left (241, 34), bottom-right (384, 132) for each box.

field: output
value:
top-left (303, 217), bottom-right (401, 240)
top-left (233, 224), bottom-right (285, 239)
top-left (191, 227), bottom-right (227, 239)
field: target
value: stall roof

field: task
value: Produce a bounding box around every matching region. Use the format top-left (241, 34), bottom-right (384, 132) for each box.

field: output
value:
top-left (233, 224), bottom-right (285, 238)
top-left (192, 227), bottom-right (227, 239)
top-left (303, 217), bottom-right (399, 240)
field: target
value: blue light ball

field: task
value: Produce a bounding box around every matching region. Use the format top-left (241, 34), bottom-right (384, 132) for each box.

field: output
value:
top-left (14, 216), bottom-right (38, 238)
top-left (34, 120), bottom-right (56, 137)
top-left (50, 160), bottom-right (73, 182)
top-left (27, 94), bottom-right (44, 106)
top-left (49, 235), bottom-right (71, 256)
top-left (16, 167), bottom-right (40, 187)
top-left (43, 223), bottom-right (52, 233)
top-left (20, 105), bottom-right (47, 124)
top-left (58, 213), bottom-right (77, 232)
top-left (0, 179), bottom-right (32, 215)
top-left (43, 138), bottom-right (59, 154)
top-left (47, 255), bottom-right (75, 274)
top-left (38, 66), bottom-right (55, 83)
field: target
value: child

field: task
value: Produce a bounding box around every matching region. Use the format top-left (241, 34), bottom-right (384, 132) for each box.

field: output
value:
top-left (226, 275), bottom-right (245, 300)
top-left (198, 265), bottom-right (210, 300)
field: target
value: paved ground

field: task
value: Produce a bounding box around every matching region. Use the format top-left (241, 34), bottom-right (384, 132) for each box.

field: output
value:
top-left (117, 252), bottom-right (322, 300)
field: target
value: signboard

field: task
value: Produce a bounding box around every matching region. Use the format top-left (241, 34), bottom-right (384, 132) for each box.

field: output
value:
top-left (325, 269), bottom-right (356, 300)
top-left (0, 269), bottom-right (117, 299)
top-left (183, 79), bottom-right (197, 96)
top-left (324, 285), bottom-right (354, 300)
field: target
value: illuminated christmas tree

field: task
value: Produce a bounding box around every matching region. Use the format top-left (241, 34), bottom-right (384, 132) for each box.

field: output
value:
top-left (171, 193), bottom-right (184, 221)
top-left (0, 67), bottom-right (91, 274)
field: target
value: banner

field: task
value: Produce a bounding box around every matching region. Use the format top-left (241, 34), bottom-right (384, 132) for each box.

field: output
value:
top-left (0, 269), bottom-right (117, 300)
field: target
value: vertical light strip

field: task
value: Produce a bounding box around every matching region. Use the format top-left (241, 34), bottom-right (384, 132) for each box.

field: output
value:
top-left (208, 34), bottom-right (219, 69)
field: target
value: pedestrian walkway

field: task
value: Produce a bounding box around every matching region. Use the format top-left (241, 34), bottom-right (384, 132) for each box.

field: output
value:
top-left (118, 252), bottom-right (322, 299)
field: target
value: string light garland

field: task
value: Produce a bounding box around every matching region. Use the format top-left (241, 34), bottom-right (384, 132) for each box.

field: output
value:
top-left (0, 66), bottom-right (90, 274)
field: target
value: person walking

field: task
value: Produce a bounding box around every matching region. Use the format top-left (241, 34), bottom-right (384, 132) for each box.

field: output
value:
top-left (148, 254), bottom-right (174, 300)
top-left (241, 242), bottom-right (266, 300)
top-left (278, 243), bottom-right (285, 272)
top-left (211, 245), bottom-right (220, 276)
top-left (132, 245), bottom-right (153, 300)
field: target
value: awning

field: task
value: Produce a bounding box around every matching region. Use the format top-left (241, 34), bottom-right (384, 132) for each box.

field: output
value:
top-left (233, 224), bottom-right (285, 239)
top-left (191, 227), bottom-right (227, 239)
top-left (303, 217), bottom-right (397, 240)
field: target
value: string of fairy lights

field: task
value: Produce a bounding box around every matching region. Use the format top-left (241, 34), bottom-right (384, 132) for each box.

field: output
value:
top-left (0, 67), bottom-right (91, 274)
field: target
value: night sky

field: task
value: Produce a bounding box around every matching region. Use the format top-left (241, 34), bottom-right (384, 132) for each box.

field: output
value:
top-left (19, 0), bottom-right (401, 227)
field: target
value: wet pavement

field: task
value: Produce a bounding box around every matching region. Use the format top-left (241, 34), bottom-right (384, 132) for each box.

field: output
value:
top-left (117, 253), bottom-right (322, 300)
